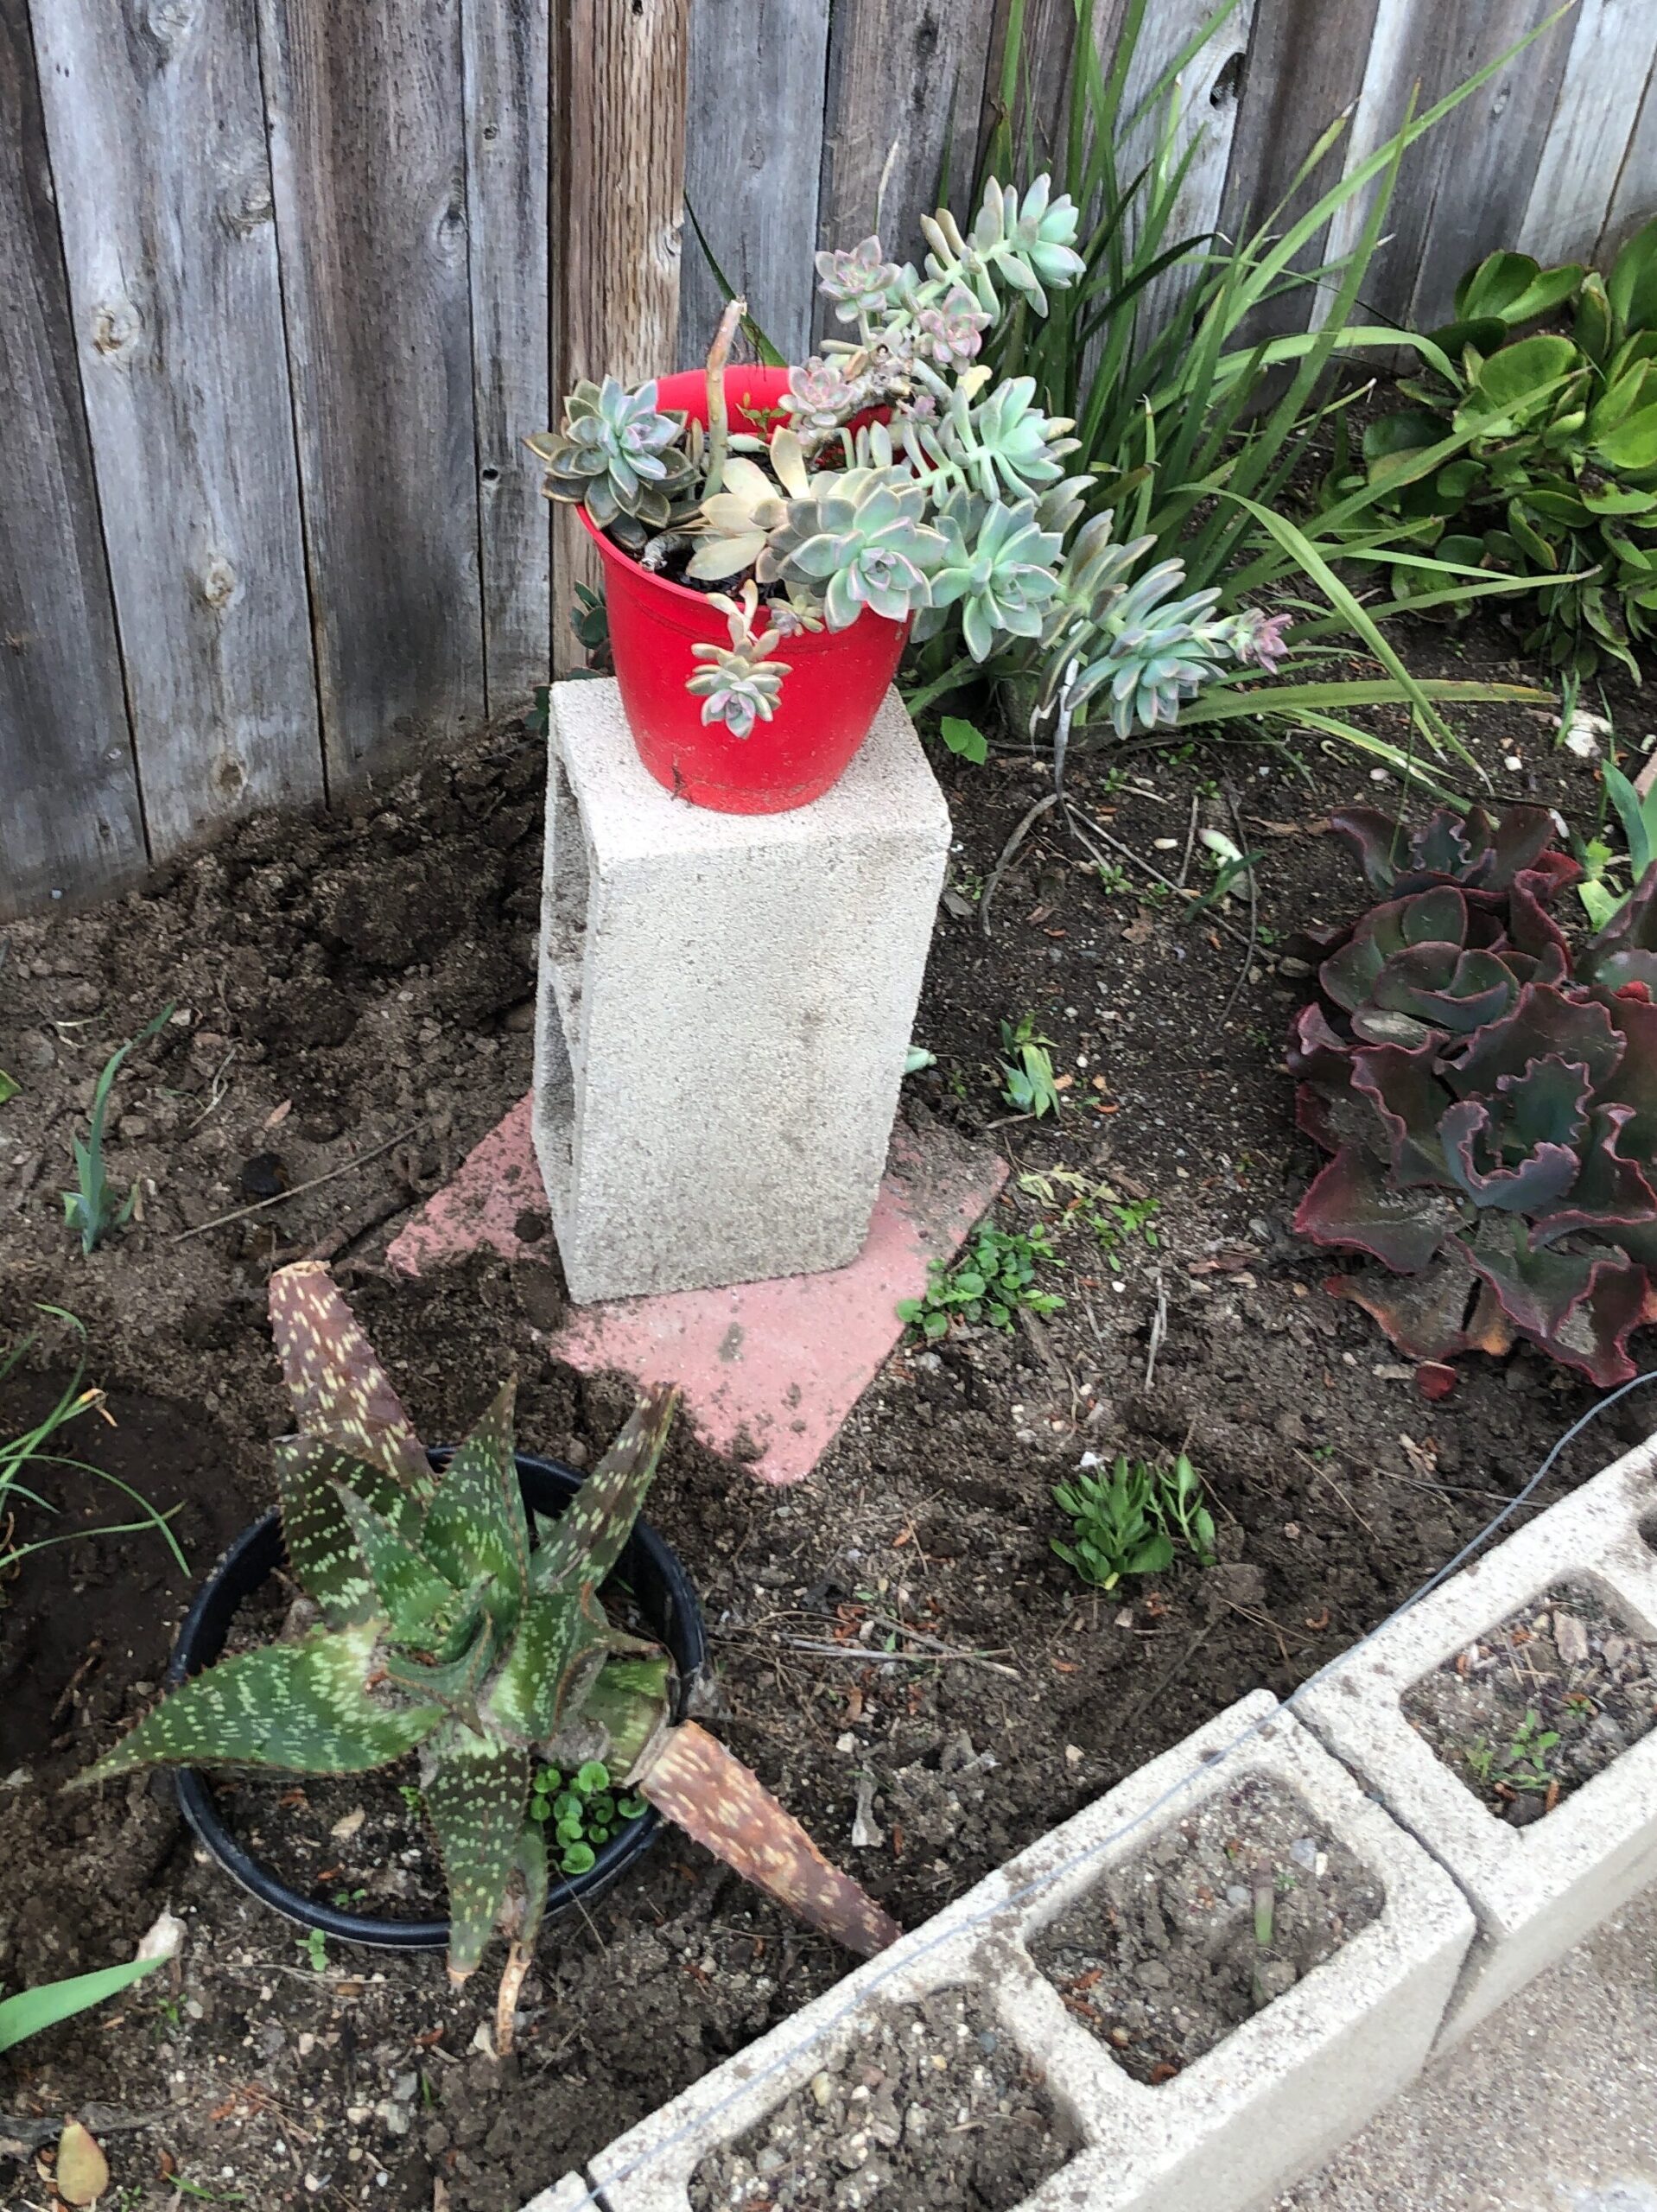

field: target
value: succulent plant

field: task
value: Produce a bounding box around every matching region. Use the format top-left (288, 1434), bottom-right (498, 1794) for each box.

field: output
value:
top-left (686, 582), bottom-right (792, 738)
top-left (913, 285), bottom-right (993, 369)
top-left (1288, 804), bottom-right (1657, 1389)
top-left (682, 432), bottom-right (809, 583)
top-left (773, 467), bottom-right (943, 631)
top-left (529, 377), bottom-right (697, 547)
top-left (926, 492), bottom-right (1064, 662)
top-left (75, 1266), bottom-right (897, 2045)
top-left (816, 236), bottom-right (905, 325)
top-left (919, 174), bottom-right (1086, 319)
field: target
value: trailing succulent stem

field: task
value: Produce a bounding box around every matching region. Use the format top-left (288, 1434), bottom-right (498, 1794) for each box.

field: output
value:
top-left (76, 1264), bottom-right (898, 2049)
top-left (1290, 803), bottom-right (1657, 1390)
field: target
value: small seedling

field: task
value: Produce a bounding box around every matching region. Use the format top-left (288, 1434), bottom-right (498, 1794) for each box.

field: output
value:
top-left (938, 715), bottom-right (988, 764)
top-left (297, 1928), bottom-right (328, 1974)
top-left (61, 1003), bottom-right (173, 1255)
top-left (997, 1014), bottom-right (1065, 1118)
top-left (0, 1070), bottom-right (16, 1106)
top-left (398, 1783), bottom-right (423, 1815)
top-left (1465, 1708), bottom-right (1561, 1796)
top-left (527, 1758), bottom-right (649, 1878)
top-left (897, 1221), bottom-right (1064, 1341)
top-left (1018, 1166), bottom-right (1159, 1260)
top-left (1051, 1452), bottom-right (1218, 1590)
top-left (330, 1886), bottom-right (367, 1910)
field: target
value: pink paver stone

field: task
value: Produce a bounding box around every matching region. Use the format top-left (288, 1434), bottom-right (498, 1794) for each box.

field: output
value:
top-left (389, 1095), bottom-right (1006, 1484)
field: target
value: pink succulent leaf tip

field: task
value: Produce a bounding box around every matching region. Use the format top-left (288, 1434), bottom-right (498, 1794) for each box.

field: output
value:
top-left (1291, 806), bottom-right (1657, 1384)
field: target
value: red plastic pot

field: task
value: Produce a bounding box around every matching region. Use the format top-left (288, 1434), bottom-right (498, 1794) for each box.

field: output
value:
top-left (578, 366), bottom-right (910, 814)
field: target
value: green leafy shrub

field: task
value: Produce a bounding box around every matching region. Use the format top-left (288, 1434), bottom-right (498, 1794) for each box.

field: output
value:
top-left (1326, 222), bottom-right (1657, 677)
top-left (75, 1265), bottom-right (898, 2047)
top-left (1290, 801), bottom-right (1657, 1388)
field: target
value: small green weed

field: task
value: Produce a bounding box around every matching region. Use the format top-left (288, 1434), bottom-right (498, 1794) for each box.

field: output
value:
top-left (998, 1014), bottom-right (1064, 1117)
top-left (1465, 1708), bottom-right (1561, 1796)
top-left (1018, 1167), bottom-right (1159, 1261)
top-left (61, 1005), bottom-right (173, 1255)
top-left (898, 1221), bottom-right (1065, 1341)
top-left (528, 1758), bottom-right (647, 1878)
top-left (1051, 1452), bottom-right (1217, 1592)
top-left (938, 715), bottom-right (988, 764)
top-left (297, 1927), bottom-right (328, 1974)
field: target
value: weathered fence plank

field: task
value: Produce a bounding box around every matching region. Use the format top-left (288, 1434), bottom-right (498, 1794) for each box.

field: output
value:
top-left (1220, 0), bottom-right (1383, 337)
top-left (1105, 0), bottom-right (1260, 340)
top-left (1520, 1), bottom-right (1654, 269)
top-left (818, 0), bottom-right (998, 284)
top-left (680, 0), bottom-right (830, 367)
top-left (462, 0), bottom-right (551, 710)
top-left (0, 0), bottom-right (144, 922)
top-left (1597, 53), bottom-right (1657, 264)
top-left (1322, 0), bottom-right (1579, 332)
top-left (980, 0), bottom-right (1086, 191)
top-left (552, 0), bottom-right (688, 672)
top-left (257, 0), bottom-right (483, 785)
top-left (30, 0), bottom-right (323, 860)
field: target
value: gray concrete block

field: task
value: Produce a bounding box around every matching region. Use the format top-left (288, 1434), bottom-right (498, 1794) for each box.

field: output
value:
top-left (532, 680), bottom-right (951, 1301)
top-left (1298, 1433), bottom-right (1657, 2048)
top-left (517, 2181), bottom-right (599, 2212)
top-left (581, 1693), bottom-right (1473, 2212)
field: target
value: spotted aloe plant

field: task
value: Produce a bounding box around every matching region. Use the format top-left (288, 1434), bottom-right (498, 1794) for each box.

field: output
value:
top-left (75, 1265), bottom-right (898, 2044)
top-left (1290, 802), bottom-right (1657, 1392)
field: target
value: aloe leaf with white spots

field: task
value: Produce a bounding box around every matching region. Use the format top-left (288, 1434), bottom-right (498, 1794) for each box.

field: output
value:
top-left (422, 1724), bottom-right (532, 1980)
top-left (268, 1262), bottom-right (434, 1500)
top-left (422, 1381), bottom-right (530, 1614)
top-left (531, 1385), bottom-right (678, 1595)
top-left (75, 1622), bottom-right (443, 1780)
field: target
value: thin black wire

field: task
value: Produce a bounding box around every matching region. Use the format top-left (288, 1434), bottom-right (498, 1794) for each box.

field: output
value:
top-left (558, 1372), bottom-right (1657, 2211)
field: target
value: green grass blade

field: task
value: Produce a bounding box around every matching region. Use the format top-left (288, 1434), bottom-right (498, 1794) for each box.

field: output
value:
top-left (0, 1956), bottom-right (167, 2054)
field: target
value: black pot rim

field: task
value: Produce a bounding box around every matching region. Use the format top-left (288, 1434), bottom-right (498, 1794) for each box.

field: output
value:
top-left (168, 1448), bottom-right (707, 1950)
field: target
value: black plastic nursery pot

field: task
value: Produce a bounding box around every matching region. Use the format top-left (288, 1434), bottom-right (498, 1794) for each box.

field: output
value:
top-left (167, 1450), bottom-right (707, 1951)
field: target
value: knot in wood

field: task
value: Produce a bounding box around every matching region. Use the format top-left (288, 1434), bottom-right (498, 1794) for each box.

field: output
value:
top-left (91, 299), bottom-right (143, 359)
top-left (198, 554), bottom-right (238, 608)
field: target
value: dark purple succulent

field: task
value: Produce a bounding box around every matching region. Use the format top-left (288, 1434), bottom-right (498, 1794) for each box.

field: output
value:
top-left (1291, 803), bottom-right (1657, 1389)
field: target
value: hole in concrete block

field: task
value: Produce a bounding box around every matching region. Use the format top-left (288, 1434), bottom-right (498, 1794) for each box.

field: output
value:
top-left (1402, 1580), bottom-right (1657, 1827)
top-left (686, 1987), bottom-right (1079, 2212)
top-left (544, 750), bottom-right (588, 1036)
top-left (1028, 1774), bottom-right (1382, 2084)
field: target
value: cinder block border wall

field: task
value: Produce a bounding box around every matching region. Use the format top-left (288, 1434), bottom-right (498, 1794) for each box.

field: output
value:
top-left (524, 1433), bottom-right (1657, 2212)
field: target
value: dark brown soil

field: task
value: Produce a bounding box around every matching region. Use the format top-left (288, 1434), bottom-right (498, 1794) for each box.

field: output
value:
top-left (1403, 1585), bottom-right (1657, 1825)
top-left (686, 1986), bottom-right (1079, 2212)
top-left (1029, 1773), bottom-right (1383, 2082)
top-left (1, 607), bottom-right (1654, 2210)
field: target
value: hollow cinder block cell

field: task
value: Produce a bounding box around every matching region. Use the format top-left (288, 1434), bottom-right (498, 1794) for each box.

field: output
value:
top-left (1298, 1434), bottom-right (1657, 2050)
top-left (532, 680), bottom-right (951, 1302)
top-left (575, 1693), bottom-right (1473, 2212)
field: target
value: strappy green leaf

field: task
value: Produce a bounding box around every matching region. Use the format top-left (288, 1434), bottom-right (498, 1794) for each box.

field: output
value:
top-left (334, 1484), bottom-right (459, 1643)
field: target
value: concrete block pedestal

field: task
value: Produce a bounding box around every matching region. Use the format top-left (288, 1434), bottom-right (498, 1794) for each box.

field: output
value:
top-left (533, 681), bottom-right (950, 1303)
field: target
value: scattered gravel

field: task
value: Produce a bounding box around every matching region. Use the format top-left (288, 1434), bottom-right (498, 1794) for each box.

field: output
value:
top-left (1030, 1774), bottom-right (1383, 2082)
top-left (687, 1987), bottom-right (1079, 2211)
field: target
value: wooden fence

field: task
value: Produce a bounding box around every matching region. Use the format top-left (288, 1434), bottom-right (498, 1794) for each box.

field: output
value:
top-left (3, 0), bottom-right (1654, 920)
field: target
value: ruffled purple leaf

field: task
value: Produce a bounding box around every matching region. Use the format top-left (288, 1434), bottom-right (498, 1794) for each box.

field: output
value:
top-left (1438, 1098), bottom-right (1579, 1215)
top-left (1447, 983), bottom-right (1622, 1101)
top-left (1457, 1216), bottom-right (1649, 1385)
top-left (1294, 1144), bottom-right (1461, 1274)
top-left (1350, 1040), bottom-right (1453, 1187)
top-left (1322, 1247), bottom-right (1479, 1361)
top-left (1371, 944), bottom-right (1517, 1034)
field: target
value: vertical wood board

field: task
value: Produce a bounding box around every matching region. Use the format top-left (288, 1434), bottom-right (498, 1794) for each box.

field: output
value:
top-left (257, 0), bottom-right (483, 784)
top-left (1597, 54), bottom-right (1657, 264)
top-left (462, 0), bottom-right (551, 711)
top-left (1103, 0), bottom-right (1260, 340)
top-left (552, 0), bottom-right (688, 673)
top-left (1519, 0), bottom-right (1655, 267)
top-left (817, 0), bottom-right (998, 328)
top-left (979, 0), bottom-right (1085, 194)
top-left (29, 0), bottom-right (323, 859)
top-left (0, 0), bottom-right (144, 922)
top-left (1218, 0), bottom-right (1384, 340)
top-left (680, 0), bottom-right (830, 367)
